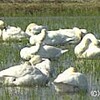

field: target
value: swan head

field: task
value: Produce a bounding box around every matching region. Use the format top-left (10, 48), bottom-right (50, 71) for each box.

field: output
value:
top-left (73, 27), bottom-right (81, 34)
top-left (80, 29), bottom-right (87, 34)
top-left (29, 55), bottom-right (42, 65)
top-left (25, 23), bottom-right (47, 36)
top-left (25, 23), bottom-right (38, 36)
top-left (65, 67), bottom-right (77, 75)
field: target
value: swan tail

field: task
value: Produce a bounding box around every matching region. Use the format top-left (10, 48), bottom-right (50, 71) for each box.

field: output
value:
top-left (61, 49), bottom-right (68, 54)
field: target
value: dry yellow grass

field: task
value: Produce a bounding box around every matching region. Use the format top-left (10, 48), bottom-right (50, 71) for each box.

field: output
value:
top-left (0, 2), bottom-right (100, 16)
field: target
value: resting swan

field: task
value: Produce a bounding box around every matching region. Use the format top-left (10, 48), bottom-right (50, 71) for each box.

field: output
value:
top-left (0, 20), bottom-right (28, 41)
top-left (20, 43), bottom-right (68, 60)
top-left (53, 67), bottom-right (88, 93)
top-left (29, 27), bottom-right (87, 46)
top-left (0, 56), bottom-right (51, 86)
top-left (25, 23), bottom-right (47, 36)
top-left (1, 26), bottom-right (27, 41)
top-left (74, 33), bottom-right (100, 58)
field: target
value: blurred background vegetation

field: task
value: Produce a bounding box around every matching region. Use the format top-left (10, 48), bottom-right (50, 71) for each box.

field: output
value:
top-left (0, 0), bottom-right (100, 3)
top-left (0, 0), bottom-right (100, 16)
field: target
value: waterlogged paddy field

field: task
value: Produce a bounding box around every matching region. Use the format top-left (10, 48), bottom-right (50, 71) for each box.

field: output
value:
top-left (0, 16), bottom-right (100, 100)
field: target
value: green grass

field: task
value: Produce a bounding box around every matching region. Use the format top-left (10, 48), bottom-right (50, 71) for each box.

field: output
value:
top-left (2, 16), bottom-right (100, 33)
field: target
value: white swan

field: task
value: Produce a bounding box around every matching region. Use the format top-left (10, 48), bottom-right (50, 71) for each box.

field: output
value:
top-left (29, 29), bottom-right (46, 45)
top-left (53, 67), bottom-right (88, 93)
top-left (0, 57), bottom-right (51, 86)
top-left (29, 55), bottom-right (52, 77)
top-left (20, 43), bottom-right (68, 60)
top-left (2, 26), bottom-right (27, 41)
top-left (74, 33), bottom-right (100, 58)
top-left (25, 23), bottom-right (47, 36)
top-left (29, 27), bottom-right (87, 46)
top-left (20, 43), bottom-right (40, 60)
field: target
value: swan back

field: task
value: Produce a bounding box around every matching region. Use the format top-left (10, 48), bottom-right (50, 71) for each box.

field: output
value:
top-left (37, 45), bottom-right (68, 58)
top-left (29, 55), bottom-right (51, 76)
top-left (11, 67), bottom-right (49, 86)
top-left (53, 67), bottom-right (88, 93)
top-left (0, 62), bottom-right (32, 78)
top-left (29, 55), bottom-right (42, 65)
top-left (34, 58), bottom-right (51, 77)
top-left (2, 26), bottom-right (25, 41)
top-left (54, 67), bottom-right (76, 83)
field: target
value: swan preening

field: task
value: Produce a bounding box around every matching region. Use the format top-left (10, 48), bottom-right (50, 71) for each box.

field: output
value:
top-left (20, 43), bottom-right (40, 60)
top-left (53, 67), bottom-right (88, 93)
top-left (29, 27), bottom-right (87, 46)
top-left (25, 23), bottom-right (47, 36)
top-left (29, 29), bottom-right (46, 45)
top-left (20, 43), bottom-right (68, 60)
top-left (0, 56), bottom-right (51, 86)
top-left (74, 33), bottom-right (100, 58)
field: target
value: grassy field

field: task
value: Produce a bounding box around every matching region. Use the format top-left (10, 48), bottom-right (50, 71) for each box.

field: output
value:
top-left (0, 2), bottom-right (100, 16)
top-left (0, 2), bottom-right (100, 100)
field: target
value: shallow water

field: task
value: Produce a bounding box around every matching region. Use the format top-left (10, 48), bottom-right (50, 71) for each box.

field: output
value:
top-left (0, 17), bottom-right (100, 100)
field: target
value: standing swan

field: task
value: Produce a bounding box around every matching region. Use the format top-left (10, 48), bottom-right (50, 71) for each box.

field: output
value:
top-left (74, 33), bottom-right (100, 58)
top-left (53, 67), bottom-right (88, 93)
